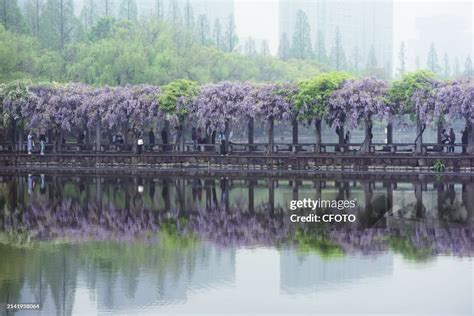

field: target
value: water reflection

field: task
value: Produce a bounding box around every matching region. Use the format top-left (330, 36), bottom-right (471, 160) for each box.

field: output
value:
top-left (0, 173), bottom-right (472, 315)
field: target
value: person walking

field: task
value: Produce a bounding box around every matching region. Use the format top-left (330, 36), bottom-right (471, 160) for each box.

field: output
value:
top-left (137, 133), bottom-right (144, 154)
top-left (148, 128), bottom-right (155, 151)
top-left (27, 131), bottom-right (33, 154)
top-left (39, 132), bottom-right (46, 155)
top-left (219, 131), bottom-right (226, 156)
top-left (161, 128), bottom-right (168, 151)
top-left (449, 128), bottom-right (456, 153)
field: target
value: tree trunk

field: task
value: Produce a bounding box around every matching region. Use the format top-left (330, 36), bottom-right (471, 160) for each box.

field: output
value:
top-left (224, 121), bottom-right (230, 153)
top-left (248, 180), bottom-right (254, 213)
top-left (292, 118), bottom-right (298, 152)
top-left (360, 119), bottom-right (372, 154)
top-left (415, 116), bottom-right (423, 154)
top-left (436, 121), bottom-right (443, 152)
top-left (18, 126), bottom-right (24, 153)
top-left (314, 119), bottom-right (322, 153)
top-left (467, 120), bottom-right (474, 154)
top-left (267, 118), bottom-right (274, 153)
top-left (11, 118), bottom-right (16, 152)
top-left (268, 178), bottom-right (274, 213)
top-left (179, 121), bottom-right (185, 152)
top-left (386, 123), bottom-right (393, 144)
top-left (337, 125), bottom-right (344, 152)
top-left (248, 118), bottom-right (254, 152)
top-left (414, 181), bottom-right (424, 218)
top-left (95, 122), bottom-right (101, 152)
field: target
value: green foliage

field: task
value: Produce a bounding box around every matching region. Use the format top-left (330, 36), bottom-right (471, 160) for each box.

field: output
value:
top-left (159, 79), bottom-right (199, 117)
top-left (0, 79), bottom-right (31, 120)
top-left (294, 71), bottom-right (352, 121)
top-left (0, 15), bottom-right (323, 85)
top-left (432, 159), bottom-right (445, 172)
top-left (388, 236), bottom-right (432, 262)
top-left (389, 70), bottom-right (435, 114)
top-left (294, 228), bottom-right (344, 260)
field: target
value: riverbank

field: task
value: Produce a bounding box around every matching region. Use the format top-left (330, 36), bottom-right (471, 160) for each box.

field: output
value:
top-left (2, 152), bottom-right (474, 172)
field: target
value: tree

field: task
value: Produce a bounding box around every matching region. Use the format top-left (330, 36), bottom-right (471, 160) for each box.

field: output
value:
top-left (247, 83), bottom-right (296, 153)
top-left (104, 0), bottom-right (111, 17)
top-left (25, 0), bottom-right (42, 37)
top-left (329, 77), bottom-right (389, 153)
top-left (366, 45), bottom-right (378, 71)
top-left (168, 0), bottom-right (181, 28)
top-left (159, 79), bottom-right (198, 150)
top-left (415, 56), bottom-right (420, 69)
top-left (397, 41), bottom-right (407, 77)
top-left (223, 14), bottom-right (238, 53)
top-left (196, 14), bottom-right (210, 46)
top-left (351, 46), bottom-right (361, 74)
top-left (40, 0), bottom-right (77, 50)
top-left (0, 0), bottom-right (26, 33)
top-left (291, 10), bottom-right (312, 59)
top-left (465, 55), bottom-right (473, 76)
top-left (80, 0), bottom-right (98, 32)
top-left (454, 57), bottom-right (461, 77)
top-left (192, 82), bottom-right (253, 153)
top-left (261, 40), bottom-right (270, 57)
top-left (278, 32), bottom-right (290, 60)
top-left (429, 78), bottom-right (474, 153)
top-left (119, 0), bottom-right (138, 22)
top-left (244, 37), bottom-right (256, 56)
top-left (314, 30), bottom-right (327, 64)
top-left (329, 26), bottom-right (346, 70)
top-left (426, 43), bottom-right (441, 75)
top-left (389, 70), bottom-right (439, 154)
top-left (442, 53), bottom-right (450, 78)
top-left (294, 72), bottom-right (352, 152)
top-left (183, 0), bottom-right (194, 30)
top-left (212, 18), bottom-right (222, 51)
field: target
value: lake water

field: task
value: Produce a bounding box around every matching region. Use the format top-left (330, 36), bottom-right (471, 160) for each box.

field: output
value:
top-left (0, 173), bottom-right (472, 316)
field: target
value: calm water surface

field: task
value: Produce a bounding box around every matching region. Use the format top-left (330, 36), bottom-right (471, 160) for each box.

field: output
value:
top-left (0, 173), bottom-right (472, 315)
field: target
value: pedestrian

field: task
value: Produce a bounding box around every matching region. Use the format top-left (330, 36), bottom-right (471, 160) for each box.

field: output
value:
top-left (137, 133), bottom-right (144, 154)
top-left (161, 128), bottom-right (168, 151)
top-left (39, 132), bottom-right (46, 155)
top-left (344, 131), bottom-right (351, 150)
top-left (449, 128), bottom-right (456, 153)
top-left (148, 128), bottom-right (155, 150)
top-left (27, 131), bottom-right (33, 154)
top-left (461, 127), bottom-right (468, 153)
top-left (219, 131), bottom-right (226, 156)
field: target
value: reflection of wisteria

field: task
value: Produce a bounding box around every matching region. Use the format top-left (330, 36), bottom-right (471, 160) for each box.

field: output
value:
top-left (328, 228), bottom-right (473, 258)
top-left (2, 195), bottom-right (472, 258)
top-left (182, 202), bottom-right (291, 247)
top-left (5, 200), bottom-right (165, 241)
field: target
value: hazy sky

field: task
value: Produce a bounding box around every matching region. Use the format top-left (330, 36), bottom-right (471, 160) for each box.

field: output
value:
top-left (235, 0), bottom-right (473, 69)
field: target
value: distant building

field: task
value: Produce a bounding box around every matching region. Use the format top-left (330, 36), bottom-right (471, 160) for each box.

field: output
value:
top-left (279, 0), bottom-right (393, 74)
top-left (280, 249), bottom-right (393, 294)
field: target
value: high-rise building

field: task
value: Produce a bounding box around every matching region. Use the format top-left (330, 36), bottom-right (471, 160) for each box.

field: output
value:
top-left (279, 0), bottom-right (393, 74)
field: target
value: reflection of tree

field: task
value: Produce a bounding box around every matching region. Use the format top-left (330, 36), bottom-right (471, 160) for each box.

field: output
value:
top-left (389, 236), bottom-right (432, 261)
top-left (294, 228), bottom-right (344, 260)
